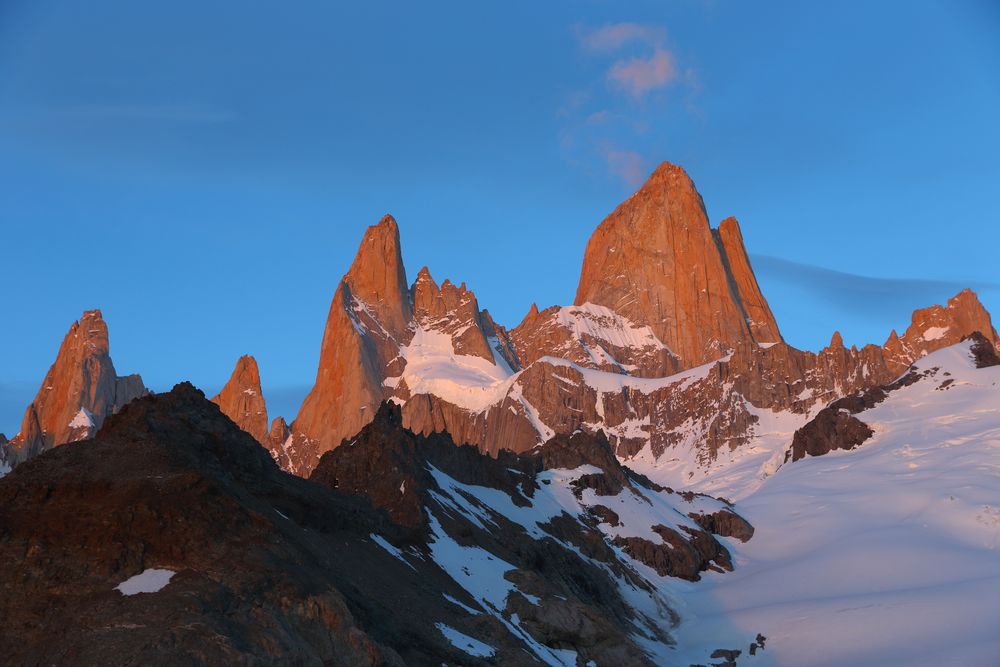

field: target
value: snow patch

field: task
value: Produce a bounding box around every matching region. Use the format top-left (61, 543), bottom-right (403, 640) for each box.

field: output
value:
top-left (922, 326), bottom-right (949, 341)
top-left (116, 569), bottom-right (176, 595)
top-left (442, 593), bottom-right (481, 615)
top-left (399, 326), bottom-right (516, 413)
top-left (69, 407), bottom-right (94, 430)
top-left (435, 623), bottom-right (496, 658)
top-left (370, 533), bottom-right (416, 571)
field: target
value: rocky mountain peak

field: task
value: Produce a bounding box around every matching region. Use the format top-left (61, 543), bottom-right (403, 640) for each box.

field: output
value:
top-left (211, 355), bottom-right (269, 445)
top-left (344, 213), bottom-right (411, 335)
top-left (714, 216), bottom-right (783, 344)
top-left (410, 267), bottom-right (498, 362)
top-left (3, 310), bottom-right (146, 466)
top-left (887, 289), bottom-right (1000, 373)
top-left (574, 163), bottom-right (780, 368)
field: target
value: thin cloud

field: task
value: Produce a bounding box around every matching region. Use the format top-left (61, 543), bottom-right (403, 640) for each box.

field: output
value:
top-left (584, 110), bottom-right (614, 125)
top-left (608, 48), bottom-right (678, 98)
top-left (576, 23), bottom-right (679, 99)
top-left (751, 254), bottom-right (998, 320)
top-left (578, 22), bottom-right (666, 52)
top-left (602, 146), bottom-right (648, 188)
top-left (564, 22), bottom-right (691, 187)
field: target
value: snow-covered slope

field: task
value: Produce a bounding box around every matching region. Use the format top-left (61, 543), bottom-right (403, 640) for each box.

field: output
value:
top-left (665, 340), bottom-right (1000, 666)
top-left (309, 408), bottom-right (760, 666)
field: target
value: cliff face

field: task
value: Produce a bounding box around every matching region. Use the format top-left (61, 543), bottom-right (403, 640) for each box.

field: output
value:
top-left (886, 288), bottom-right (1000, 374)
top-left (211, 355), bottom-right (269, 445)
top-left (290, 216), bottom-right (412, 468)
top-left (574, 162), bottom-right (781, 369)
top-left (287, 217), bottom-right (520, 474)
top-left (4, 310), bottom-right (146, 466)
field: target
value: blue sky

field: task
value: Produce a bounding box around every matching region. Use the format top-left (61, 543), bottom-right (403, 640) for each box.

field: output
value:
top-left (1, 1), bottom-right (998, 434)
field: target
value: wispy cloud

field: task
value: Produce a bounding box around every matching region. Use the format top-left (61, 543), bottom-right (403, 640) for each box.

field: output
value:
top-left (608, 48), bottom-right (678, 98)
top-left (562, 22), bottom-right (695, 187)
top-left (601, 146), bottom-right (648, 188)
top-left (752, 254), bottom-right (998, 320)
top-left (578, 22), bottom-right (666, 52)
top-left (577, 22), bottom-right (679, 100)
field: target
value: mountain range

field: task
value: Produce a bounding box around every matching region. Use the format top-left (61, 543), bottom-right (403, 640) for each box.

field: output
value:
top-left (2, 162), bottom-right (998, 666)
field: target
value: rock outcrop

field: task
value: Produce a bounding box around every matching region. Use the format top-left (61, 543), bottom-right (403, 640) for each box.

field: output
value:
top-left (211, 355), bottom-right (269, 444)
top-left (885, 289), bottom-right (1000, 374)
top-left (574, 162), bottom-right (780, 369)
top-left (3, 310), bottom-right (145, 466)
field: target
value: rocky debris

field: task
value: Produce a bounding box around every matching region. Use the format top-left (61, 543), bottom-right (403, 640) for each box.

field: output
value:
top-left (688, 508), bottom-right (755, 542)
top-left (211, 354), bottom-right (269, 444)
top-left (964, 331), bottom-right (1000, 368)
top-left (614, 522), bottom-right (735, 582)
top-left (710, 647), bottom-right (742, 666)
top-left (588, 504), bottom-right (621, 526)
top-left (786, 408), bottom-right (875, 463)
top-left (574, 162), bottom-right (780, 369)
top-left (3, 310), bottom-right (146, 466)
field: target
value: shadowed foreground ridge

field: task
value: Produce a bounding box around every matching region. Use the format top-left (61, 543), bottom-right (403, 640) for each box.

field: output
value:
top-left (0, 383), bottom-right (756, 665)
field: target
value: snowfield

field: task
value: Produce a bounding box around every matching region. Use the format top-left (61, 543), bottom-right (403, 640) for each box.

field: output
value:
top-left (663, 341), bottom-right (1000, 667)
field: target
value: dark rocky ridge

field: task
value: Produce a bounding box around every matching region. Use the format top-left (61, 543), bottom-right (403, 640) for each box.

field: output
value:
top-left (0, 384), bottom-right (752, 665)
top-left (0, 385), bottom-right (602, 664)
top-left (313, 403), bottom-right (751, 583)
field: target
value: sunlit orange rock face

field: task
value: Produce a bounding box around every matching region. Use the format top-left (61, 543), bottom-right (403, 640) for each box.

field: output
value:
top-left (574, 162), bottom-right (782, 369)
top-left (5, 310), bottom-right (146, 464)
top-left (17, 164), bottom-right (995, 482)
top-left (272, 163), bottom-right (1000, 477)
top-left (884, 288), bottom-right (1000, 375)
top-left (289, 215), bottom-right (416, 472)
top-left (211, 355), bottom-right (269, 445)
